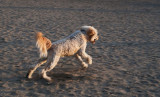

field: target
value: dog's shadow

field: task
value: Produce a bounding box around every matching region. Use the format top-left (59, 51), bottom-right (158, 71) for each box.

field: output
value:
top-left (49, 73), bottom-right (86, 81)
top-left (29, 67), bottom-right (91, 84)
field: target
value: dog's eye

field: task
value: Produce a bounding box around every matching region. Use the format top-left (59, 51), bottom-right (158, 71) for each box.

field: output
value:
top-left (89, 35), bottom-right (93, 38)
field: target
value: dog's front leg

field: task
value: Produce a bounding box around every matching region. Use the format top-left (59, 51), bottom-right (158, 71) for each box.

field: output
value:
top-left (80, 45), bottom-right (92, 65)
top-left (76, 54), bottom-right (88, 68)
top-left (81, 52), bottom-right (92, 65)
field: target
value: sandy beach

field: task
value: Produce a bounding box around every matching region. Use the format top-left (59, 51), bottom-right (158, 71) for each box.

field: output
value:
top-left (0, 0), bottom-right (160, 96)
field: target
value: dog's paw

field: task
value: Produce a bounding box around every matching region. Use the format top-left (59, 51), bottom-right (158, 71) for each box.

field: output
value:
top-left (45, 76), bottom-right (52, 82)
top-left (47, 79), bottom-right (54, 84)
top-left (26, 69), bottom-right (33, 79)
top-left (82, 62), bottom-right (88, 68)
top-left (88, 57), bottom-right (92, 64)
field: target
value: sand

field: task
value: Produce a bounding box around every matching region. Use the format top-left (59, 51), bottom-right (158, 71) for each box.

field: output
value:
top-left (0, 0), bottom-right (160, 97)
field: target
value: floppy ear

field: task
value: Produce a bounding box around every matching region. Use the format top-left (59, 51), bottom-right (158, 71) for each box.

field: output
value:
top-left (87, 28), bottom-right (95, 40)
top-left (87, 28), bottom-right (95, 36)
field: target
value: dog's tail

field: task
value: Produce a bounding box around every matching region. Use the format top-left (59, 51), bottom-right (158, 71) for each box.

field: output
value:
top-left (36, 32), bottom-right (52, 58)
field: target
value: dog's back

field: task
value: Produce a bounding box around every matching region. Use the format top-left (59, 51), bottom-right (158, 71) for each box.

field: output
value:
top-left (51, 31), bottom-right (86, 57)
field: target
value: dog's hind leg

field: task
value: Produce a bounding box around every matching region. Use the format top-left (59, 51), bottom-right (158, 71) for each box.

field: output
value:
top-left (26, 59), bottom-right (47, 79)
top-left (76, 54), bottom-right (88, 68)
top-left (41, 55), bottom-right (60, 82)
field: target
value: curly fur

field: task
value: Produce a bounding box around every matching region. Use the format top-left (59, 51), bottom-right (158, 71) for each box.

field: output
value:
top-left (26, 26), bottom-right (99, 82)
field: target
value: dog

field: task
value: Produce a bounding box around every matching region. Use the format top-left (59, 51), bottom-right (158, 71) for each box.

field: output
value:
top-left (26, 26), bottom-right (99, 82)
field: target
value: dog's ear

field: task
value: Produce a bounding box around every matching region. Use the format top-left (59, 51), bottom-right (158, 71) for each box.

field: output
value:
top-left (87, 28), bottom-right (95, 41)
top-left (87, 27), bottom-right (98, 44)
top-left (87, 28), bottom-right (95, 36)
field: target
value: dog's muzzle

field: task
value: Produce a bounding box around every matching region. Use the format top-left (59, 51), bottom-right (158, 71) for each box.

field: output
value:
top-left (92, 36), bottom-right (98, 44)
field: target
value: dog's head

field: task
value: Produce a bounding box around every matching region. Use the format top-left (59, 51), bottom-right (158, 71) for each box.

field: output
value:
top-left (81, 26), bottom-right (98, 44)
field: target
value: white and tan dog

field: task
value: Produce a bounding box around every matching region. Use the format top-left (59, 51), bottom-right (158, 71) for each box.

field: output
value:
top-left (26, 26), bottom-right (98, 82)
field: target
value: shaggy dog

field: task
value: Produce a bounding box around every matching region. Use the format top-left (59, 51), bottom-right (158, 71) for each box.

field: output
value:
top-left (26, 26), bottom-right (99, 82)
